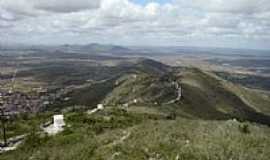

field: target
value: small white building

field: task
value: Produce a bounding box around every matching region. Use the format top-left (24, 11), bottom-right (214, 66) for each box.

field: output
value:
top-left (53, 115), bottom-right (65, 128)
top-left (43, 114), bottom-right (65, 135)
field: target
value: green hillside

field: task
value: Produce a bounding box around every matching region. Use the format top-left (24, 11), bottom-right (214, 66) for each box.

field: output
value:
top-left (99, 67), bottom-right (270, 125)
top-left (1, 108), bottom-right (270, 160)
top-left (179, 69), bottom-right (270, 123)
top-left (103, 73), bottom-right (177, 105)
top-left (2, 59), bottom-right (270, 159)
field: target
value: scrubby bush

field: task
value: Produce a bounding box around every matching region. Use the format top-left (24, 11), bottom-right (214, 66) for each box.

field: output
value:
top-left (238, 123), bottom-right (250, 134)
top-left (166, 112), bottom-right (177, 120)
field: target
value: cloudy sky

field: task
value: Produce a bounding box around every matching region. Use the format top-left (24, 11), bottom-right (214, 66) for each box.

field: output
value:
top-left (0, 0), bottom-right (270, 49)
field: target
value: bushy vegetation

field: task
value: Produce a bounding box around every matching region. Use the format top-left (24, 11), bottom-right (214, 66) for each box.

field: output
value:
top-left (103, 73), bottom-right (176, 105)
top-left (215, 72), bottom-right (270, 91)
top-left (179, 69), bottom-right (270, 125)
top-left (1, 57), bottom-right (270, 160)
top-left (2, 110), bottom-right (269, 160)
top-left (102, 119), bottom-right (270, 160)
top-left (0, 107), bottom-right (167, 159)
top-left (1, 113), bottom-right (52, 141)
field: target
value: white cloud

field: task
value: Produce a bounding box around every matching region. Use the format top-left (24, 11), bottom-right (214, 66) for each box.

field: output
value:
top-left (0, 0), bottom-right (270, 49)
top-left (0, 0), bottom-right (101, 15)
top-left (175, 0), bottom-right (270, 14)
top-left (35, 0), bottom-right (100, 13)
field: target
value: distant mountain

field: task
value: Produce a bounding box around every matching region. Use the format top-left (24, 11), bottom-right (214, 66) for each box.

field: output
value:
top-left (2, 43), bottom-right (270, 58)
top-left (57, 43), bottom-right (132, 55)
top-left (134, 58), bottom-right (170, 75)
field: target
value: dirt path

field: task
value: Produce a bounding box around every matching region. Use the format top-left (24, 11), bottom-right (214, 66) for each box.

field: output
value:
top-left (106, 130), bottom-right (131, 160)
top-left (165, 81), bottom-right (182, 104)
top-left (0, 134), bottom-right (26, 153)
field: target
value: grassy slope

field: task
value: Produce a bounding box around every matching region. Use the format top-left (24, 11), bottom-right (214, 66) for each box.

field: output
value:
top-left (102, 68), bottom-right (270, 125)
top-left (2, 65), bottom-right (270, 159)
top-left (0, 113), bottom-right (53, 141)
top-left (223, 81), bottom-right (270, 115)
top-left (96, 118), bottom-right (270, 160)
top-left (214, 71), bottom-right (270, 91)
top-left (103, 73), bottom-right (176, 105)
top-left (177, 69), bottom-right (270, 124)
top-left (210, 71), bottom-right (270, 115)
top-left (1, 108), bottom-right (270, 160)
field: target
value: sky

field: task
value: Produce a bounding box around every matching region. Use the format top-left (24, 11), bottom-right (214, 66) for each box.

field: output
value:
top-left (0, 0), bottom-right (270, 49)
top-left (132, 0), bottom-right (170, 5)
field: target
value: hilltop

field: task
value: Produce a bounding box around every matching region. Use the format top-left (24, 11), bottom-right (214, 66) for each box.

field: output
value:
top-left (1, 55), bottom-right (270, 159)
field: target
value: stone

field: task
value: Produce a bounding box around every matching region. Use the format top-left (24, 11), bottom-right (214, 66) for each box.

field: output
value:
top-left (123, 103), bottom-right (129, 108)
top-left (97, 104), bottom-right (104, 110)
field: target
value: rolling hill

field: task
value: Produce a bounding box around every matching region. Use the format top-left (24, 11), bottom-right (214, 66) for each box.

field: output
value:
top-left (49, 58), bottom-right (270, 125)
top-left (1, 56), bottom-right (270, 159)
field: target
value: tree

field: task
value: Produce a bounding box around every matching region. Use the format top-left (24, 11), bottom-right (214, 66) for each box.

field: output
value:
top-left (0, 107), bottom-right (8, 147)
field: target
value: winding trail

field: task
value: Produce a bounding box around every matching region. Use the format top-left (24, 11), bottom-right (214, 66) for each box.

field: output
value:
top-left (107, 130), bottom-right (131, 160)
top-left (104, 130), bottom-right (131, 148)
top-left (165, 81), bottom-right (182, 104)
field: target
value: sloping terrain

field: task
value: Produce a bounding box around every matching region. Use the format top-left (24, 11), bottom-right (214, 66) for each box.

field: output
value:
top-left (1, 57), bottom-right (270, 159)
top-left (3, 54), bottom-right (269, 125)
top-left (225, 84), bottom-right (270, 115)
top-left (178, 69), bottom-right (270, 124)
top-left (1, 108), bottom-right (270, 160)
top-left (98, 67), bottom-right (270, 125)
top-left (214, 72), bottom-right (270, 91)
top-left (49, 58), bottom-right (171, 108)
top-left (103, 73), bottom-right (177, 105)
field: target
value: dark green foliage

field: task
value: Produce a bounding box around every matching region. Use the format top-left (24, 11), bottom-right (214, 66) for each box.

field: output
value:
top-left (18, 61), bottom-right (128, 86)
top-left (166, 112), bottom-right (177, 120)
top-left (134, 58), bottom-right (169, 75)
top-left (179, 69), bottom-right (270, 125)
top-left (1, 113), bottom-right (52, 141)
top-left (215, 71), bottom-right (270, 91)
top-left (238, 123), bottom-right (250, 134)
top-left (60, 79), bottom-right (116, 108)
top-left (104, 74), bottom-right (177, 105)
top-left (65, 108), bottom-right (164, 135)
top-left (24, 131), bottom-right (46, 150)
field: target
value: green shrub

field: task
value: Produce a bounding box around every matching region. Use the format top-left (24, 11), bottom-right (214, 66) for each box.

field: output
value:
top-left (238, 123), bottom-right (250, 134)
top-left (166, 112), bottom-right (177, 120)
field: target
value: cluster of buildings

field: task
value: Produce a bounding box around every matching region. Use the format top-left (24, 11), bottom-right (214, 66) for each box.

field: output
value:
top-left (0, 90), bottom-right (45, 114)
top-left (0, 87), bottom-right (71, 115)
